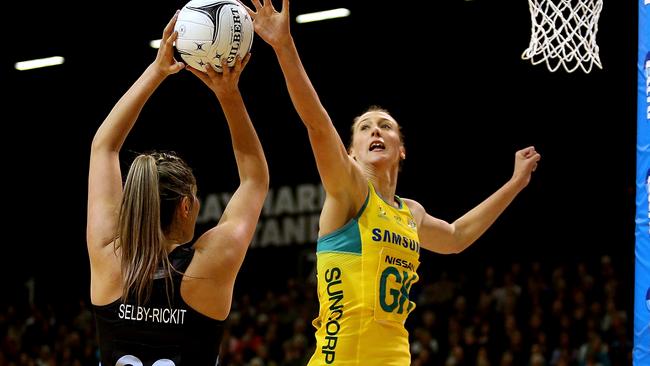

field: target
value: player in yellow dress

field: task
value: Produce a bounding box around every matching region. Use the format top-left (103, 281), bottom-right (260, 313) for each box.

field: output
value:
top-left (243, 0), bottom-right (541, 364)
top-left (314, 180), bottom-right (422, 365)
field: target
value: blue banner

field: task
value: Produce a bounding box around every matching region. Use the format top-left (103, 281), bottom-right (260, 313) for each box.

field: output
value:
top-left (635, 0), bottom-right (650, 363)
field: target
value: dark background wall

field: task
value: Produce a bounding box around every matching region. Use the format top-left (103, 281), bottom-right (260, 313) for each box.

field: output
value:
top-left (1, 0), bottom-right (637, 306)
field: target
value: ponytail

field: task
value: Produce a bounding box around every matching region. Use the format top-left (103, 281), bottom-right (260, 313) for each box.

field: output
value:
top-left (117, 155), bottom-right (171, 305)
top-left (116, 152), bottom-right (196, 305)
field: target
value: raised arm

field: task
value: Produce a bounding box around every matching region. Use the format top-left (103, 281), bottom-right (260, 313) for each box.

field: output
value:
top-left (407, 147), bottom-right (541, 254)
top-left (86, 12), bottom-right (185, 254)
top-left (187, 57), bottom-right (269, 283)
top-left (243, 0), bottom-right (366, 203)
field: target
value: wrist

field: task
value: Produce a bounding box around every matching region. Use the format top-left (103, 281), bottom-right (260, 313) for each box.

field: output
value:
top-left (273, 35), bottom-right (296, 55)
top-left (215, 88), bottom-right (242, 102)
top-left (144, 63), bottom-right (168, 82)
top-left (507, 175), bottom-right (527, 193)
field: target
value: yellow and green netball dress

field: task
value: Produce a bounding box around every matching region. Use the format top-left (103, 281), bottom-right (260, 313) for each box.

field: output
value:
top-left (308, 182), bottom-right (420, 366)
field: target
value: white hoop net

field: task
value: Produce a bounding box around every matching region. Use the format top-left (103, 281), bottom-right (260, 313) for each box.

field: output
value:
top-left (522, 0), bottom-right (603, 73)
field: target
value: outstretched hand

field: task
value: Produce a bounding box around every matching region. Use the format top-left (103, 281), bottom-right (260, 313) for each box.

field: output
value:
top-left (240, 0), bottom-right (291, 49)
top-left (511, 146), bottom-right (541, 189)
top-left (153, 11), bottom-right (186, 76)
top-left (187, 54), bottom-right (252, 98)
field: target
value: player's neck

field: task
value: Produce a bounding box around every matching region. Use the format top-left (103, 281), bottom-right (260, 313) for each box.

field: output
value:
top-left (366, 167), bottom-right (399, 208)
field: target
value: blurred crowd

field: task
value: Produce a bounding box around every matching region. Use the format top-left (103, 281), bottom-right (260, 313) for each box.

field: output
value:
top-left (0, 255), bottom-right (632, 365)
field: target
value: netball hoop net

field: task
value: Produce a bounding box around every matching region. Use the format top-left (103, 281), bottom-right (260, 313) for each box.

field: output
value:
top-left (522, 0), bottom-right (603, 73)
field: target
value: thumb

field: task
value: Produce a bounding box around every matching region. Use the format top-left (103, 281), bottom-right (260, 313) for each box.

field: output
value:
top-left (171, 61), bottom-right (185, 74)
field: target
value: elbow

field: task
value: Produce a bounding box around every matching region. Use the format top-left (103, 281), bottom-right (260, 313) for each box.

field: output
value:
top-left (440, 241), bottom-right (466, 255)
top-left (90, 132), bottom-right (118, 154)
top-left (241, 169), bottom-right (270, 194)
top-left (446, 224), bottom-right (472, 254)
top-left (434, 241), bottom-right (469, 255)
top-left (259, 174), bottom-right (270, 194)
top-left (257, 166), bottom-right (270, 193)
top-left (431, 224), bottom-right (462, 254)
top-left (450, 241), bottom-right (470, 254)
top-left (255, 160), bottom-right (270, 193)
top-left (239, 154), bottom-right (269, 191)
top-left (449, 229), bottom-right (474, 254)
top-left (90, 134), bottom-right (103, 152)
top-left (303, 110), bottom-right (332, 133)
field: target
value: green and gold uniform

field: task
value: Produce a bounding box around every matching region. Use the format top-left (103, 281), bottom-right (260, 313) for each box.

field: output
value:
top-left (308, 182), bottom-right (420, 366)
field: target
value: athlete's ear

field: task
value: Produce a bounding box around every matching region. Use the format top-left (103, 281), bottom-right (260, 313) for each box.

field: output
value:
top-left (400, 146), bottom-right (406, 161)
top-left (348, 148), bottom-right (357, 161)
top-left (180, 196), bottom-right (192, 218)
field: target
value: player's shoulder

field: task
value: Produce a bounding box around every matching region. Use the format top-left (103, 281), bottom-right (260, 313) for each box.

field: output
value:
top-left (400, 197), bottom-right (425, 216)
top-left (400, 197), bottom-right (422, 210)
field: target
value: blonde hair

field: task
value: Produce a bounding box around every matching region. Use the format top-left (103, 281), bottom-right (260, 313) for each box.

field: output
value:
top-left (116, 152), bottom-right (196, 305)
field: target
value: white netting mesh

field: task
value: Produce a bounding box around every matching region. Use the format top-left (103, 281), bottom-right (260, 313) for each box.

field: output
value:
top-left (522, 0), bottom-right (603, 73)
